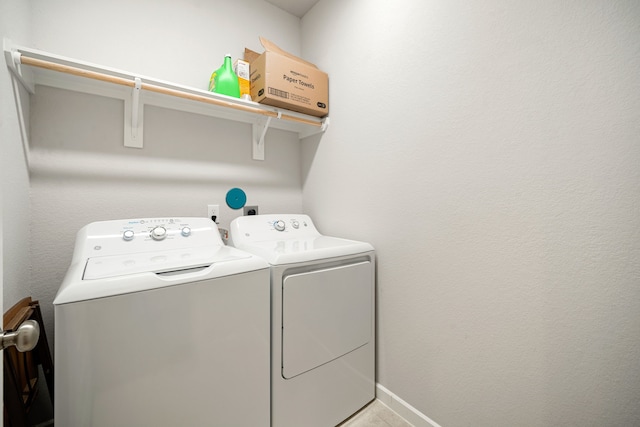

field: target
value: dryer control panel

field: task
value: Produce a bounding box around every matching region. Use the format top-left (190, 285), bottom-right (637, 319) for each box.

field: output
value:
top-left (229, 214), bottom-right (320, 245)
top-left (229, 214), bottom-right (374, 265)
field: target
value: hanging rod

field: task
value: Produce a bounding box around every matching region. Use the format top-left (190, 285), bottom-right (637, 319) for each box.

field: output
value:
top-left (17, 54), bottom-right (323, 128)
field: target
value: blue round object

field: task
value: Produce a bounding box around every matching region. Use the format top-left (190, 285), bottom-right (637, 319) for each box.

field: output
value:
top-left (226, 187), bottom-right (247, 209)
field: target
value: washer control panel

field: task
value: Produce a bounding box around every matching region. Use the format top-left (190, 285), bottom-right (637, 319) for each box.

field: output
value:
top-left (117, 218), bottom-right (199, 243)
top-left (75, 217), bottom-right (223, 259)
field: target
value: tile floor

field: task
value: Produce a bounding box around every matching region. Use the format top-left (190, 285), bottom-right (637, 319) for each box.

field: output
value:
top-left (339, 399), bottom-right (414, 427)
top-left (31, 385), bottom-right (413, 427)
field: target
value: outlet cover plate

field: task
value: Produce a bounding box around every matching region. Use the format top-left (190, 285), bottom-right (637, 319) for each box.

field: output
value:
top-left (208, 204), bottom-right (220, 223)
top-left (243, 205), bottom-right (259, 216)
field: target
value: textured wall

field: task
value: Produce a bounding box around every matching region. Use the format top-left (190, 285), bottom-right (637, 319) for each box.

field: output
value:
top-left (301, 1), bottom-right (640, 426)
top-left (1, 0), bottom-right (32, 311)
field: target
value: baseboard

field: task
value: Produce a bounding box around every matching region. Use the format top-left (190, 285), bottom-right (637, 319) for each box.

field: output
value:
top-left (376, 383), bottom-right (443, 427)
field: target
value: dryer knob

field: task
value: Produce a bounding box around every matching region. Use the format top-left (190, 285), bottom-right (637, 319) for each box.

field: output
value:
top-left (181, 227), bottom-right (191, 237)
top-left (274, 220), bottom-right (286, 231)
top-left (122, 230), bottom-right (135, 241)
top-left (150, 226), bottom-right (167, 241)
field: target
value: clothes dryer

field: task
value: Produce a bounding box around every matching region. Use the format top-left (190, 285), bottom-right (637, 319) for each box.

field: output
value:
top-left (54, 217), bottom-right (270, 427)
top-left (229, 214), bottom-right (375, 427)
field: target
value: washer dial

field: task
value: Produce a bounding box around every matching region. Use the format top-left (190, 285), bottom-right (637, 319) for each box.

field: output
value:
top-left (150, 226), bottom-right (167, 241)
top-left (274, 220), bottom-right (286, 231)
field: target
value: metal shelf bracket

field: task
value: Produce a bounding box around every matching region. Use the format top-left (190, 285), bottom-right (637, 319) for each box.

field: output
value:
top-left (252, 111), bottom-right (280, 161)
top-left (4, 41), bottom-right (35, 94)
top-left (3, 39), bottom-right (34, 167)
top-left (299, 116), bottom-right (330, 139)
top-left (125, 77), bottom-right (144, 148)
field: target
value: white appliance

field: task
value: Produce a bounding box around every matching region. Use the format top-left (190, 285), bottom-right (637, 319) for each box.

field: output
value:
top-left (229, 214), bottom-right (375, 427)
top-left (54, 217), bottom-right (270, 427)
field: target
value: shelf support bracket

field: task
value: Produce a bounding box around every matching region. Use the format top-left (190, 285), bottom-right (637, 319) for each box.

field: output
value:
top-left (252, 112), bottom-right (279, 161)
top-left (321, 116), bottom-right (330, 133)
top-left (3, 40), bottom-right (35, 94)
top-left (3, 39), bottom-right (34, 167)
top-left (124, 77), bottom-right (143, 148)
top-left (299, 116), bottom-right (330, 139)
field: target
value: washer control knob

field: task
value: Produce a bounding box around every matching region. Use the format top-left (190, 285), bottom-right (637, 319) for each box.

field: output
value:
top-left (122, 230), bottom-right (135, 241)
top-left (150, 226), bottom-right (167, 241)
top-left (181, 226), bottom-right (191, 237)
top-left (274, 220), bottom-right (286, 231)
top-left (292, 220), bottom-right (299, 229)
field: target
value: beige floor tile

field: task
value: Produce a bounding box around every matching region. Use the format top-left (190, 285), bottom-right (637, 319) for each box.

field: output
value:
top-left (338, 399), bottom-right (413, 427)
top-left (373, 400), bottom-right (414, 427)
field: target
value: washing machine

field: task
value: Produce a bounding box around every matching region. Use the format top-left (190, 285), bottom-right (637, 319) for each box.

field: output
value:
top-left (53, 217), bottom-right (270, 427)
top-left (229, 214), bottom-right (375, 427)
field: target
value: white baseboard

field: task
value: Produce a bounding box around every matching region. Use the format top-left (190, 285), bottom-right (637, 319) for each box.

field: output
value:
top-left (376, 383), bottom-right (443, 427)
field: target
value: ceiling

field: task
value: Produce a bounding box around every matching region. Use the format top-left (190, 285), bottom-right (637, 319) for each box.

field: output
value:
top-left (264, 0), bottom-right (320, 18)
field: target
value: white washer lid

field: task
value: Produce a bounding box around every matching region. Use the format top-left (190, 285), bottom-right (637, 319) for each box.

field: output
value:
top-left (83, 246), bottom-right (248, 280)
top-left (55, 246), bottom-right (267, 305)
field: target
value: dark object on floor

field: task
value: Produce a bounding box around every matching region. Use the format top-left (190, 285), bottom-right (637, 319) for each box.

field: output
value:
top-left (3, 297), bottom-right (54, 427)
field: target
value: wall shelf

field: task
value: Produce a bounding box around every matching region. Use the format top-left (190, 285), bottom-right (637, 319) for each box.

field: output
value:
top-left (3, 39), bottom-right (329, 161)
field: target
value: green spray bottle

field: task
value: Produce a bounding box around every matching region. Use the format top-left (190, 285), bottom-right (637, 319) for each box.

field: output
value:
top-left (209, 54), bottom-right (240, 98)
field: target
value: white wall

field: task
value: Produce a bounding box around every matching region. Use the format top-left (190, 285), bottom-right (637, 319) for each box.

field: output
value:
top-left (1, 1), bottom-right (32, 310)
top-left (30, 0), bottom-right (302, 90)
top-left (25, 0), bottom-right (305, 345)
top-left (302, 1), bottom-right (640, 426)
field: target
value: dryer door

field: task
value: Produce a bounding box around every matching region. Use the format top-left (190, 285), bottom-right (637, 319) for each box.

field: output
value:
top-left (282, 261), bottom-right (372, 379)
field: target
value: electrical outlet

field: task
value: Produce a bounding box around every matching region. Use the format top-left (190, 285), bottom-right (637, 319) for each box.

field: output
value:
top-left (207, 204), bottom-right (220, 223)
top-left (244, 205), bottom-right (259, 216)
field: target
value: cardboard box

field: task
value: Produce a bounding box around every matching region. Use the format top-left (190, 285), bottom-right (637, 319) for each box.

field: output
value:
top-left (233, 59), bottom-right (251, 99)
top-left (246, 37), bottom-right (329, 117)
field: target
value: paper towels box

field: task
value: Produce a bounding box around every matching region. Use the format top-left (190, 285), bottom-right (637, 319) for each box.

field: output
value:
top-left (246, 37), bottom-right (329, 118)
